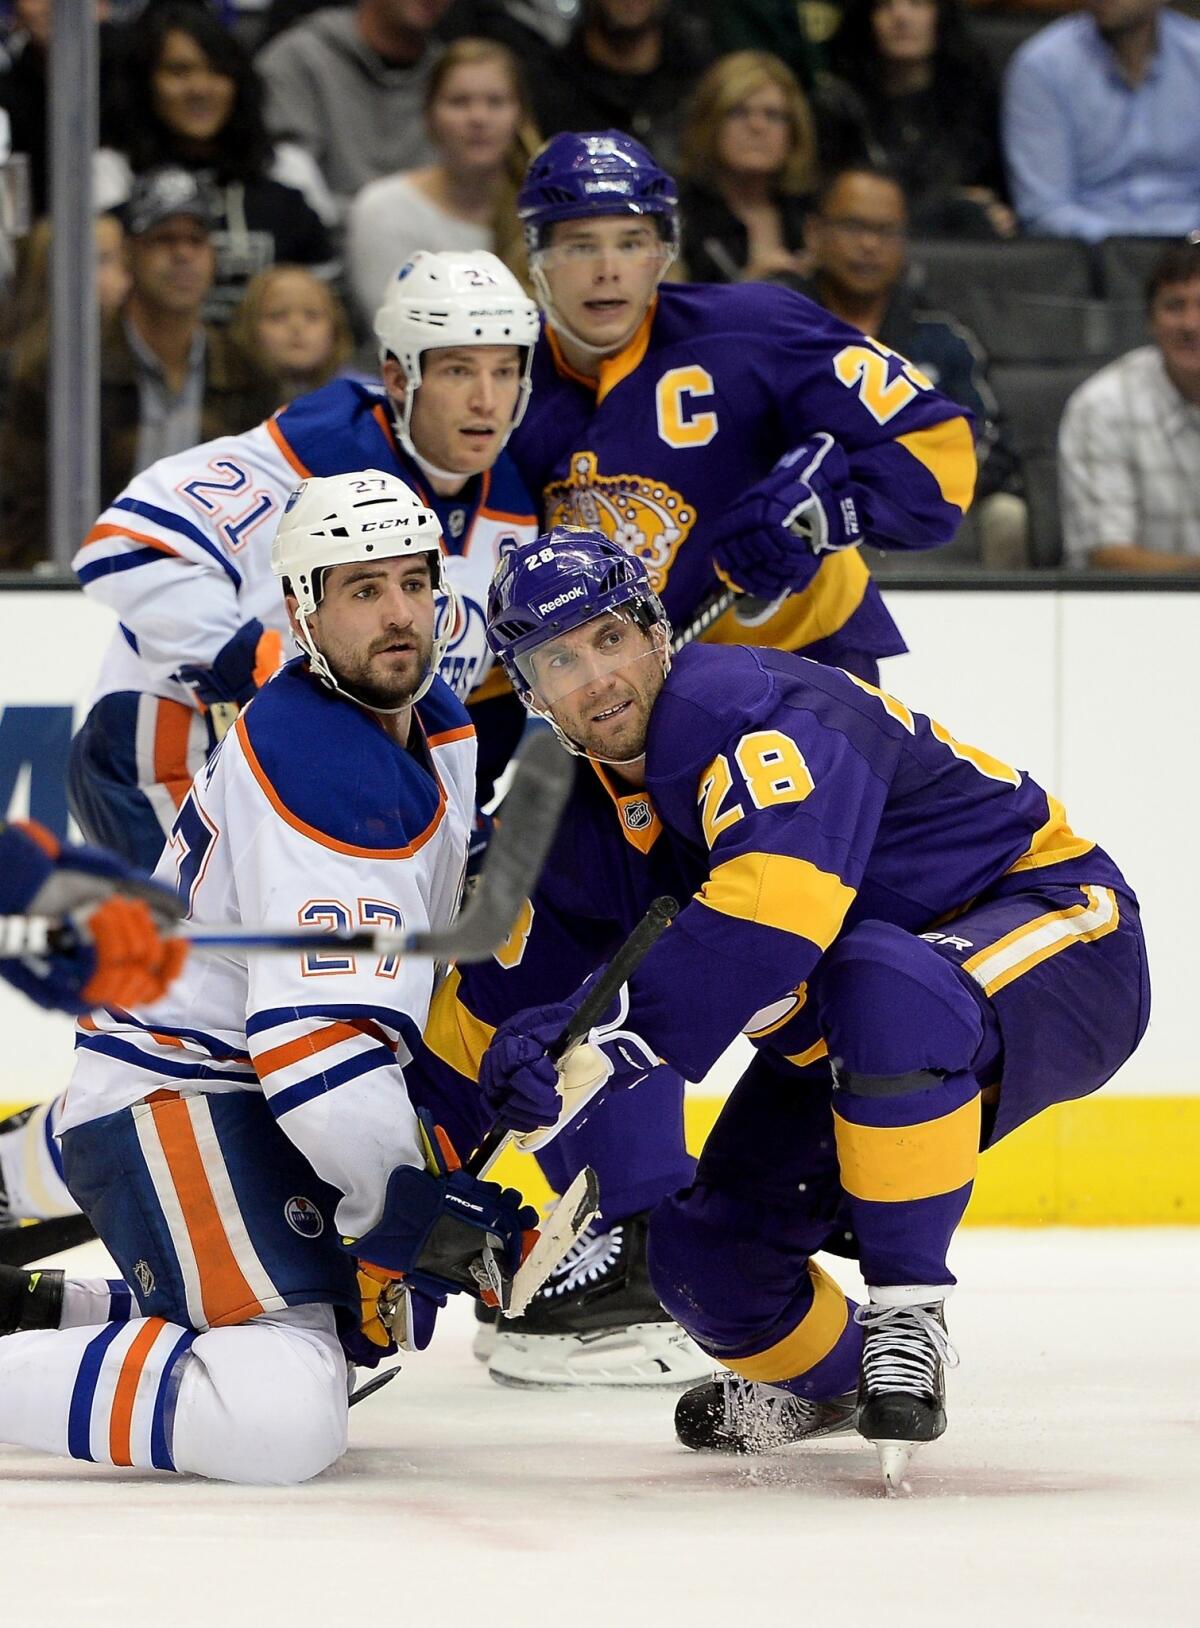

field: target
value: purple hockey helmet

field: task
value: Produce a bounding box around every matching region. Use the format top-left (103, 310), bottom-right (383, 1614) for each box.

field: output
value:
top-left (486, 528), bottom-right (669, 704)
top-left (517, 131), bottom-right (679, 253)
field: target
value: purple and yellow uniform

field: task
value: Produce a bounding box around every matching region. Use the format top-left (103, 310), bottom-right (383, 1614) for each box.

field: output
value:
top-left (421, 642), bottom-right (1148, 1396)
top-left (507, 283), bottom-right (977, 673)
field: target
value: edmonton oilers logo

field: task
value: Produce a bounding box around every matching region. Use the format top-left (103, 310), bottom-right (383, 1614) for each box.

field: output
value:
top-left (284, 1196), bottom-right (325, 1238)
top-left (623, 798), bottom-right (653, 832)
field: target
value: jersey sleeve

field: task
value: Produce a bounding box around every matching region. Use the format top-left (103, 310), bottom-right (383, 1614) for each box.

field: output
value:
top-left (765, 288), bottom-right (978, 552)
top-left (72, 423), bottom-right (291, 691)
top-left (626, 675), bottom-right (898, 1081)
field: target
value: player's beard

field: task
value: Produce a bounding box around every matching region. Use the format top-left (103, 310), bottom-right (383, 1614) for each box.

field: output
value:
top-left (554, 650), bottom-right (665, 764)
top-left (331, 627), bottom-right (435, 713)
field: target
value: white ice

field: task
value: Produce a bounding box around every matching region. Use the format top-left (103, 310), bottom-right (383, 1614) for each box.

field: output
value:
top-left (2, 1229), bottom-right (1196, 1628)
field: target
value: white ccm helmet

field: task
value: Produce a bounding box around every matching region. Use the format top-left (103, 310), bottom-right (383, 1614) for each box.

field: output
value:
top-left (271, 469), bottom-right (455, 709)
top-left (373, 249), bottom-right (540, 462)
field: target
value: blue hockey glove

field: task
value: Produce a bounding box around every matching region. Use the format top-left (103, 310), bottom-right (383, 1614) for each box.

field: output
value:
top-left (176, 619), bottom-right (284, 712)
top-left (347, 1116), bottom-right (539, 1303)
top-left (710, 434), bottom-right (862, 599)
top-left (0, 821), bottom-right (185, 1014)
top-left (465, 807), bottom-right (494, 886)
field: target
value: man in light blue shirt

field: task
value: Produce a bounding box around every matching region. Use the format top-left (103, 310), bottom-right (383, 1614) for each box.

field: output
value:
top-left (1002, 0), bottom-right (1200, 241)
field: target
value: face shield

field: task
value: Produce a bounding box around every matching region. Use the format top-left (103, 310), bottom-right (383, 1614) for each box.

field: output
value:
top-left (517, 608), bottom-right (665, 711)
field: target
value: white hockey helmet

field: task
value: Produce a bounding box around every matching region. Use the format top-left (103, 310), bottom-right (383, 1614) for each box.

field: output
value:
top-left (272, 469), bottom-right (456, 708)
top-left (373, 249), bottom-right (540, 460)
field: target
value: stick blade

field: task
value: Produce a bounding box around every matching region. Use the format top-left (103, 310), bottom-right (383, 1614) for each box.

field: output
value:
top-left (0, 1214), bottom-right (97, 1266)
top-left (412, 730), bottom-right (573, 963)
top-left (503, 1166), bottom-right (601, 1319)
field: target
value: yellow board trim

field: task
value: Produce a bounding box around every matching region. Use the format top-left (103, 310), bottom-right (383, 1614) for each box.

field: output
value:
top-left (704, 549), bottom-right (870, 651)
top-left (834, 1095), bottom-right (981, 1203)
top-left (421, 968), bottom-right (496, 1080)
top-left (4, 1095), bottom-right (1198, 1228)
top-left (720, 1260), bottom-right (849, 1382)
top-left (698, 851), bottom-right (855, 948)
top-left (896, 415), bottom-right (977, 513)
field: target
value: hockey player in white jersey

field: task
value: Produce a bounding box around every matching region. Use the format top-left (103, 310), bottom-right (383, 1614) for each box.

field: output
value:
top-left (68, 249), bottom-right (540, 870)
top-left (0, 473), bottom-right (542, 1485)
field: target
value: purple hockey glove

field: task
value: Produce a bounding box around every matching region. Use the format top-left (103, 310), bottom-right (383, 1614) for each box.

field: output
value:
top-left (479, 1001), bottom-right (576, 1134)
top-left (710, 434), bottom-right (862, 599)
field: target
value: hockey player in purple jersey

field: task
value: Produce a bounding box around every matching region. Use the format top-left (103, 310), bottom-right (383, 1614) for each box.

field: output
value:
top-left (506, 131), bottom-right (978, 681)
top-left (425, 530), bottom-right (1148, 1485)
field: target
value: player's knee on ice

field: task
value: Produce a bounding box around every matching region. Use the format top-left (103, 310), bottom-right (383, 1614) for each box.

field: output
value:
top-left (816, 921), bottom-right (986, 1081)
top-left (172, 1309), bottom-right (349, 1486)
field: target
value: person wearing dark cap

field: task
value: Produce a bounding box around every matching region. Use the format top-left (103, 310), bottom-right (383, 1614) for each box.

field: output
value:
top-left (0, 167), bottom-right (281, 569)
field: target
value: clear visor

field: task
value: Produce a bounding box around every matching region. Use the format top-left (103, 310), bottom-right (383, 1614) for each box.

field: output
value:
top-left (533, 231), bottom-right (672, 272)
top-left (516, 608), bottom-right (661, 706)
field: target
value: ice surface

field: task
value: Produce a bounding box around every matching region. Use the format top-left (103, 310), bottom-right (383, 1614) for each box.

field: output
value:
top-left (1, 1230), bottom-right (1196, 1628)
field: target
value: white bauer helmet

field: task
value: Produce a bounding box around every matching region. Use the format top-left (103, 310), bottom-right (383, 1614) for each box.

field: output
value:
top-left (373, 249), bottom-right (541, 462)
top-left (271, 469), bottom-right (456, 710)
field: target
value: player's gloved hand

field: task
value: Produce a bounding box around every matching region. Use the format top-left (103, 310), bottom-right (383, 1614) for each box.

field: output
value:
top-left (177, 619), bottom-right (284, 737)
top-left (347, 1114), bottom-right (539, 1305)
top-left (479, 973), bottom-right (669, 1149)
top-left (0, 820), bottom-right (187, 1013)
top-left (710, 434), bottom-right (862, 599)
top-left (343, 1264), bottom-right (445, 1367)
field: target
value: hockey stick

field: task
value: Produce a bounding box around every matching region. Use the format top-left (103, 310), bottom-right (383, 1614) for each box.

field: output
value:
top-left (0, 1212), bottom-right (97, 1267)
top-left (0, 732), bottom-right (572, 964)
top-left (465, 893), bottom-right (680, 1181)
top-left (671, 586), bottom-right (781, 653)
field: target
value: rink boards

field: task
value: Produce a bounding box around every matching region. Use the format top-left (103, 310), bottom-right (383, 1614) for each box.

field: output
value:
top-left (1, 581), bottom-right (1196, 1224)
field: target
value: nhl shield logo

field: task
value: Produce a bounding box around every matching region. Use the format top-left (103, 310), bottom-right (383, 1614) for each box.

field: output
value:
top-left (284, 1196), bottom-right (325, 1238)
top-left (133, 1259), bottom-right (156, 1296)
top-left (623, 798), bottom-right (653, 832)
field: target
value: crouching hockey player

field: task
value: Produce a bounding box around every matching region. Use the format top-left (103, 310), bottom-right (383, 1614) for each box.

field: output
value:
top-left (0, 474), bottom-right (548, 1485)
top-left (424, 528), bottom-right (1149, 1487)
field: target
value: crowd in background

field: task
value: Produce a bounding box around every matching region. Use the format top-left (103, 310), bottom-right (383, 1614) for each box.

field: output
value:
top-left (0, 0), bottom-right (1196, 573)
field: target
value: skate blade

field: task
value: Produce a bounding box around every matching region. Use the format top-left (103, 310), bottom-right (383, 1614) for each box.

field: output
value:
top-left (488, 1324), bottom-right (714, 1389)
top-left (875, 1439), bottom-right (917, 1497)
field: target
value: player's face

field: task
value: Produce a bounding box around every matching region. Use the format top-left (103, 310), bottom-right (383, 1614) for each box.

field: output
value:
top-left (808, 173), bottom-right (908, 301)
top-left (307, 555), bottom-right (437, 711)
top-left (255, 270), bottom-right (337, 378)
top-left (716, 81), bottom-right (793, 180)
top-left (539, 218), bottom-right (668, 352)
top-left (1150, 275), bottom-right (1200, 390)
top-left (527, 611), bottom-right (666, 763)
top-left (127, 216), bottom-right (215, 314)
top-left (152, 29), bottom-right (236, 146)
top-left (871, 0), bottom-right (938, 65)
top-left (389, 346), bottom-right (523, 476)
top-left (427, 59), bottom-right (522, 172)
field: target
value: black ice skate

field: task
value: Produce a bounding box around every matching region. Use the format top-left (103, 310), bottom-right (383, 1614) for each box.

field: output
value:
top-left (675, 1372), bottom-right (856, 1453)
top-left (487, 1211), bottom-right (713, 1388)
top-left (0, 1261), bottom-right (64, 1334)
top-left (854, 1296), bottom-right (958, 1494)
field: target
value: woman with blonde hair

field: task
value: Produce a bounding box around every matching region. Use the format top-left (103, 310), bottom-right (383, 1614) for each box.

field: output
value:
top-left (345, 38), bottom-right (539, 329)
top-left (228, 265), bottom-right (355, 402)
top-left (678, 51), bottom-right (818, 285)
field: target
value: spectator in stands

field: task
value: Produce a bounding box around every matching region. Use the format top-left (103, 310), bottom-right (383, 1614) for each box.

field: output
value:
top-left (229, 262), bottom-right (355, 398)
top-left (0, 167), bottom-right (279, 570)
top-left (345, 36), bottom-right (536, 327)
top-left (0, 212), bottom-right (131, 370)
top-left (529, 1), bottom-right (715, 170)
top-left (257, 0), bottom-right (453, 210)
top-left (96, 3), bottom-right (335, 324)
top-left (829, 0), bottom-right (1015, 237)
top-left (699, 0), bottom-right (821, 87)
top-left (803, 164), bottom-right (1028, 565)
top-left (677, 51), bottom-right (818, 285)
top-left (1003, 1), bottom-right (1200, 241)
top-left (1059, 239), bottom-right (1200, 570)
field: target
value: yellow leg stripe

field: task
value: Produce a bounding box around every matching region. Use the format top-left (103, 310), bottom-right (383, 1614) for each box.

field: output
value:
top-left (896, 414), bottom-right (978, 513)
top-left (963, 886), bottom-right (1120, 997)
top-left (720, 1260), bottom-right (849, 1383)
top-left (834, 1094), bottom-right (981, 1203)
top-left (783, 1038), bottom-right (829, 1069)
top-left (421, 967), bottom-right (495, 1081)
top-left (1005, 795), bottom-right (1096, 874)
top-left (698, 851), bottom-right (855, 949)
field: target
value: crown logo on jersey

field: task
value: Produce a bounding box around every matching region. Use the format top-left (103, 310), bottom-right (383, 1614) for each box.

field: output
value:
top-left (543, 451), bottom-right (695, 594)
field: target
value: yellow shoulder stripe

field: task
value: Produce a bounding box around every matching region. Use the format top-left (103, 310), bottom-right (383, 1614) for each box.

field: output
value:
top-left (1006, 794), bottom-right (1096, 874)
top-left (896, 415), bottom-right (977, 514)
top-left (697, 851), bottom-right (855, 949)
top-left (422, 968), bottom-right (495, 1082)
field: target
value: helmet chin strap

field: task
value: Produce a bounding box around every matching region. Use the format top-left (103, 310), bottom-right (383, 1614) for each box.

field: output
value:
top-left (294, 606), bottom-right (437, 714)
top-left (531, 247), bottom-right (677, 363)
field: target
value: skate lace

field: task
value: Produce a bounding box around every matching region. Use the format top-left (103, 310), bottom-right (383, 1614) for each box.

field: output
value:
top-left (720, 1374), bottom-right (818, 1447)
top-left (541, 1222), bottom-right (624, 1297)
top-left (854, 1302), bottom-right (959, 1398)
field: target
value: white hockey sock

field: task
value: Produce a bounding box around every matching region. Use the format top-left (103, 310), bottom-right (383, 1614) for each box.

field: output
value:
top-left (0, 1304), bottom-right (348, 1484)
top-left (0, 1094), bottom-right (78, 1218)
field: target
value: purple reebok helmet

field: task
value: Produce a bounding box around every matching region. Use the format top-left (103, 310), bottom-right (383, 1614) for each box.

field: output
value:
top-left (486, 528), bottom-right (669, 707)
top-left (516, 131), bottom-right (679, 254)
